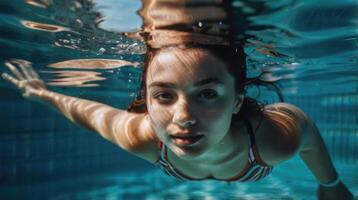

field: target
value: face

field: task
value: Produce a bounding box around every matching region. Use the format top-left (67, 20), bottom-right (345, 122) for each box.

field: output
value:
top-left (146, 48), bottom-right (243, 159)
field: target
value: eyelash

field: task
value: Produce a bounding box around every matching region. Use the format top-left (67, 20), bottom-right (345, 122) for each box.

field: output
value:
top-left (152, 89), bottom-right (219, 103)
top-left (197, 89), bottom-right (218, 100)
top-left (152, 92), bottom-right (174, 103)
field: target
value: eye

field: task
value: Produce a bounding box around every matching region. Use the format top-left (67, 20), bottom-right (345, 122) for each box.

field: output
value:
top-left (197, 89), bottom-right (218, 101)
top-left (152, 92), bottom-right (174, 103)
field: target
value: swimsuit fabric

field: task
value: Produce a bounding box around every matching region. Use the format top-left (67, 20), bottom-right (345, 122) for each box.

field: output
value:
top-left (155, 119), bottom-right (274, 182)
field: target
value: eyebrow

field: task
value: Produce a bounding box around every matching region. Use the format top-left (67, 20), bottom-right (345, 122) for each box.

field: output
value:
top-left (194, 77), bottom-right (224, 87)
top-left (148, 77), bottom-right (224, 88)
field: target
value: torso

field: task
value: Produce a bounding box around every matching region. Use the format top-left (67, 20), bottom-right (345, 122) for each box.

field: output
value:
top-left (136, 103), bottom-right (302, 180)
top-left (164, 129), bottom-right (249, 180)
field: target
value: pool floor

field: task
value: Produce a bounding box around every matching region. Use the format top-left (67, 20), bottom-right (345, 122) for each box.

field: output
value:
top-left (1, 156), bottom-right (357, 200)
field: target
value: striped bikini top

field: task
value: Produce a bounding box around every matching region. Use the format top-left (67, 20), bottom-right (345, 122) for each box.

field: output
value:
top-left (155, 119), bottom-right (274, 182)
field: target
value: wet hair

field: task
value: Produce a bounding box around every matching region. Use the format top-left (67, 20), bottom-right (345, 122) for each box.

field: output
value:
top-left (127, 44), bottom-right (283, 121)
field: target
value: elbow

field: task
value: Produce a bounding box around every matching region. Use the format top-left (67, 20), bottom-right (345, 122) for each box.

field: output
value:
top-left (299, 116), bottom-right (322, 153)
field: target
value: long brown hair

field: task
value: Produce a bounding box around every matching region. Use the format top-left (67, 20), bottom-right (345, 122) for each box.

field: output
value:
top-left (127, 44), bottom-right (283, 121)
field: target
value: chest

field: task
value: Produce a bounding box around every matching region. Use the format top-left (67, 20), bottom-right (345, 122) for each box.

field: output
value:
top-left (160, 113), bottom-right (284, 179)
top-left (166, 146), bottom-right (250, 180)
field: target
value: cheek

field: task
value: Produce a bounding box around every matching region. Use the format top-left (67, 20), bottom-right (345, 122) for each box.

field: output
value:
top-left (201, 108), bottom-right (232, 125)
top-left (197, 102), bottom-right (234, 130)
top-left (200, 100), bottom-right (235, 119)
top-left (148, 103), bottom-right (172, 129)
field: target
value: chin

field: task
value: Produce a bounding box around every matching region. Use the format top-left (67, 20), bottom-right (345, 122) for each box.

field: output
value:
top-left (170, 144), bottom-right (208, 160)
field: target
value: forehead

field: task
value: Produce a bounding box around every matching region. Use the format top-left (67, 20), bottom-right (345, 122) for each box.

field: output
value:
top-left (146, 48), bottom-right (232, 85)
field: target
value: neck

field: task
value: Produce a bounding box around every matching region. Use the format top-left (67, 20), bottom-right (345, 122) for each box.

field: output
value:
top-left (190, 122), bottom-right (248, 165)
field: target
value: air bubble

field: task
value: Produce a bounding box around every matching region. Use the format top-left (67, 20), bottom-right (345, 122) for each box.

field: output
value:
top-left (98, 48), bottom-right (106, 54)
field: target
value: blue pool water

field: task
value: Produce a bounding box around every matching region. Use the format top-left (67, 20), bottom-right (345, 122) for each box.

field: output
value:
top-left (0, 0), bottom-right (357, 199)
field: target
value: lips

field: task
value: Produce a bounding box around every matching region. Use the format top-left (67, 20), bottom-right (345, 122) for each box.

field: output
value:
top-left (170, 134), bottom-right (204, 146)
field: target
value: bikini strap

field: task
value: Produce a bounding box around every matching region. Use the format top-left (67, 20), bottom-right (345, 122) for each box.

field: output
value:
top-left (156, 141), bottom-right (167, 163)
top-left (243, 119), bottom-right (256, 146)
top-left (157, 141), bottom-right (163, 151)
top-left (156, 141), bottom-right (193, 181)
top-left (156, 142), bottom-right (169, 169)
top-left (243, 118), bottom-right (270, 166)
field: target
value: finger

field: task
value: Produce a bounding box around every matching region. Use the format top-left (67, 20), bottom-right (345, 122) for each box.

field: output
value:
top-left (1, 73), bottom-right (20, 86)
top-left (4, 62), bottom-right (25, 80)
top-left (26, 64), bottom-right (40, 79)
top-left (11, 59), bottom-right (39, 79)
top-left (18, 64), bottom-right (34, 79)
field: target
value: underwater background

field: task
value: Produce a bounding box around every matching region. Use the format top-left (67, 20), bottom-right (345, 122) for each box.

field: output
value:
top-left (0, 0), bottom-right (357, 199)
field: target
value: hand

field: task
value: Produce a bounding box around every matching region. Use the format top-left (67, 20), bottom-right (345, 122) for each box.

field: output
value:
top-left (317, 182), bottom-right (353, 200)
top-left (1, 59), bottom-right (47, 99)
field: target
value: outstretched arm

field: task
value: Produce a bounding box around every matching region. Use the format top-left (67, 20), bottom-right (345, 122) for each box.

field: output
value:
top-left (265, 103), bottom-right (353, 200)
top-left (298, 110), bottom-right (353, 200)
top-left (1, 60), bottom-right (157, 160)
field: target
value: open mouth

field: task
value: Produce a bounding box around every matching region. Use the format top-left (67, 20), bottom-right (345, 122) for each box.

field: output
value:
top-left (170, 135), bottom-right (204, 146)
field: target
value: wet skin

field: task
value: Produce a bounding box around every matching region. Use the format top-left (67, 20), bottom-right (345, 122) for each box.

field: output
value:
top-left (146, 48), bottom-right (244, 162)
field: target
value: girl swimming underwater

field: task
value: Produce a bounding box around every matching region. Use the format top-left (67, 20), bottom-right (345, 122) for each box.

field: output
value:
top-left (1, 0), bottom-right (354, 199)
top-left (1, 44), bottom-right (353, 200)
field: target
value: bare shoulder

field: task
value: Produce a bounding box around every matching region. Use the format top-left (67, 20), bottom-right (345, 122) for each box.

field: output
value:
top-left (256, 103), bottom-right (309, 165)
top-left (264, 103), bottom-right (308, 122)
top-left (114, 112), bottom-right (160, 164)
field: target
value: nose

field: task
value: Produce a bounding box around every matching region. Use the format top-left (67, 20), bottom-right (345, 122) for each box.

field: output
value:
top-left (172, 101), bottom-right (197, 127)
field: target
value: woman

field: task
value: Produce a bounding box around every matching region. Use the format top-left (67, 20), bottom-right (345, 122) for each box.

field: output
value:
top-left (1, 0), bottom-right (354, 199)
top-left (2, 44), bottom-right (354, 199)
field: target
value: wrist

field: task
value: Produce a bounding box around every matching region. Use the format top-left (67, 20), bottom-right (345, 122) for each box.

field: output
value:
top-left (319, 176), bottom-right (340, 188)
top-left (27, 88), bottom-right (47, 98)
